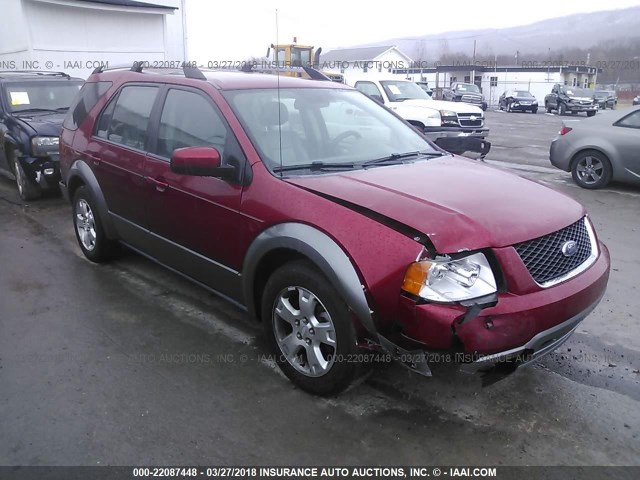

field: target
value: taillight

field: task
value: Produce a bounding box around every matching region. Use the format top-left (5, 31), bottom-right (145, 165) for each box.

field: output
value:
top-left (559, 126), bottom-right (573, 136)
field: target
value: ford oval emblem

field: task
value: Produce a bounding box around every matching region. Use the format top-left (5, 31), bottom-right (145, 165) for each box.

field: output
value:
top-left (561, 240), bottom-right (578, 257)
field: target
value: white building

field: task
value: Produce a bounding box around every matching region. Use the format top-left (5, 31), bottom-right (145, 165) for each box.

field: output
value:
top-left (0, 0), bottom-right (186, 79)
top-left (397, 64), bottom-right (600, 107)
top-left (320, 45), bottom-right (413, 86)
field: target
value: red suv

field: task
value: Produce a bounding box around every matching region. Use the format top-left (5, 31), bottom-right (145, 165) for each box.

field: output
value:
top-left (59, 65), bottom-right (610, 395)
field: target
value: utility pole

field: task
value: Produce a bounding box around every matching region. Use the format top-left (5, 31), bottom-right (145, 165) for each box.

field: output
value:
top-left (471, 39), bottom-right (476, 86)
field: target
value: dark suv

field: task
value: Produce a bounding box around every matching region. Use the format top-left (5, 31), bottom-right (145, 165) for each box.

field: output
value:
top-left (59, 65), bottom-right (610, 395)
top-left (0, 71), bottom-right (84, 200)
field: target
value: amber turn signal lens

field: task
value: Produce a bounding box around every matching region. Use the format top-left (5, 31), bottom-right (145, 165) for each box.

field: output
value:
top-left (401, 261), bottom-right (432, 295)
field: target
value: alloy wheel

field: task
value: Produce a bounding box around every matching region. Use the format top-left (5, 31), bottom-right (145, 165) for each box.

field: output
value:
top-left (576, 156), bottom-right (604, 185)
top-left (75, 199), bottom-right (97, 251)
top-left (272, 286), bottom-right (337, 377)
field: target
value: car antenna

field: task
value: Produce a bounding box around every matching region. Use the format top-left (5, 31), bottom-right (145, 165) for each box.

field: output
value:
top-left (275, 9), bottom-right (283, 178)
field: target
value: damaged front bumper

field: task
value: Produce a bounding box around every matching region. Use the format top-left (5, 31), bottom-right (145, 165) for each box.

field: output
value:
top-left (21, 154), bottom-right (61, 190)
top-left (459, 295), bottom-right (602, 374)
top-left (424, 127), bottom-right (491, 157)
top-left (393, 241), bottom-right (610, 380)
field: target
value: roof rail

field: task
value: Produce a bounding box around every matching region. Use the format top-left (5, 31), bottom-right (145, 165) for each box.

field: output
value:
top-left (0, 70), bottom-right (71, 79)
top-left (238, 64), bottom-right (332, 81)
top-left (92, 62), bottom-right (208, 81)
top-left (183, 65), bottom-right (207, 80)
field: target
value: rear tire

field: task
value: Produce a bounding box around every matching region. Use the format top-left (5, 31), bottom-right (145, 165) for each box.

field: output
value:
top-left (546, 103), bottom-right (552, 113)
top-left (262, 260), bottom-right (360, 396)
top-left (11, 155), bottom-right (41, 201)
top-left (571, 150), bottom-right (612, 189)
top-left (72, 186), bottom-right (117, 262)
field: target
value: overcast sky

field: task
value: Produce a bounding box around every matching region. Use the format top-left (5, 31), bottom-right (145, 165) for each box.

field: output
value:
top-left (186, 0), bottom-right (640, 62)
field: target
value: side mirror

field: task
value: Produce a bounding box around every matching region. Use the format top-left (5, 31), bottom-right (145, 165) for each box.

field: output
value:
top-left (170, 146), bottom-right (235, 180)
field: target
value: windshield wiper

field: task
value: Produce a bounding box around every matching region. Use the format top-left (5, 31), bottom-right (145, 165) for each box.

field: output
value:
top-left (14, 108), bottom-right (59, 114)
top-left (273, 161), bottom-right (357, 173)
top-left (363, 151), bottom-right (444, 167)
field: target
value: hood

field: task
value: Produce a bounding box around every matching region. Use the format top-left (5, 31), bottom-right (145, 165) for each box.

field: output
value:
top-left (287, 157), bottom-right (585, 253)
top-left (513, 96), bottom-right (537, 102)
top-left (14, 112), bottom-right (65, 137)
top-left (566, 95), bottom-right (594, 102)
top-left (400, 98), bottom-right (483, 114)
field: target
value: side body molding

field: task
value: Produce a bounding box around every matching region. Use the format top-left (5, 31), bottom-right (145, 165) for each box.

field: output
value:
top-left (242, 223), bottom-right (374, 333)
top-left (66, 159), bottom-right (117, 239)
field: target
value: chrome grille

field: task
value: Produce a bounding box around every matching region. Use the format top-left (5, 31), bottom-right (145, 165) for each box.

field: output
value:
top-left (514, 218), bottom-right (593, 285)
top-left (457, 113), bottom-right (483, 127)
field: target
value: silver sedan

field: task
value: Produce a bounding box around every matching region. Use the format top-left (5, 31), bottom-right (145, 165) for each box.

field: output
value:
top-left (550, 107), bottom-right (640, 189)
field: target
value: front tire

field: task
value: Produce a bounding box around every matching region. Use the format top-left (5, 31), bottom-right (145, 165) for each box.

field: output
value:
top-left (12, 156), bottom-right (41, 201)
top-left (72, 186), bottom-right (117, 262)
top-left (262, 261), bottom-right (360, 396)
top-left (587, 111), bottom-right (596, 117)
top-left (571, 150), bottom-right (612, 189)
top-left (531, 108), bottom-right (538, 114)
top-left (559, 103), bottom-right (567, 115)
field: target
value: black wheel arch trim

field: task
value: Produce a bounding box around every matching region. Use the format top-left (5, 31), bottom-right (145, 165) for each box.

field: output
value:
top-left (242, 222), bottom-right (433, 377)
top-left (242, 222), bottom-right (373, 331)
top-left (66, 159), bottom-right (117, 239)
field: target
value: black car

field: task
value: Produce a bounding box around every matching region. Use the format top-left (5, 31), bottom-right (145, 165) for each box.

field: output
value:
top-left (498, 90), bottom-right (538, 113)
top-left (593, 90), bottom-right (617, 110)
top-left (544, 84), bottom-right (597, 117)
top-left (633, 95), bottom-right (640, 106)
top-left (0, 71), bottom-right (83, 200)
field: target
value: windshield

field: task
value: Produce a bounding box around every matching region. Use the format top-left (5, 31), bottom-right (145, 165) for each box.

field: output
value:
top-left (594, 91), bottom-right (612, 98)
top-left (456, 84), bottom-right (480, 93)
top-left (223, 88), bottom-right (438, 173)
top-left (3, 81), bottom-right (83, 113)
top-left (380, 81), bottom-right (431, 101)
top-left (514, 91), bottom-right (532, 97)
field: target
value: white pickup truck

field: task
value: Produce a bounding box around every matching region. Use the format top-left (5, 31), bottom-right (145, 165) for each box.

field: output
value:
top-left (353, 79), bottom-right (489, 156)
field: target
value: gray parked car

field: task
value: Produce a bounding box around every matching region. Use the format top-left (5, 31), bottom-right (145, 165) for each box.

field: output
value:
top-left (550, 107), bottom-right (640, 189)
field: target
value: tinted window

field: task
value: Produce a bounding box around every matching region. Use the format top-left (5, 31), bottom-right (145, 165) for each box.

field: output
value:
top-left (96, 85), bottom-right (158, 150)
top-left (155, 89), bottom-right (227, 159)
top-left (616, 111), bottom-right (640, 129)
top-left (63, 81), bottom-right (112, 130)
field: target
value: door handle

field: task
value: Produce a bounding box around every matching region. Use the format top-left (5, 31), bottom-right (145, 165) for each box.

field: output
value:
top-left (146, 176), bottom-right (168, 192)
top-left (86, 154), bottom-right (101, 166)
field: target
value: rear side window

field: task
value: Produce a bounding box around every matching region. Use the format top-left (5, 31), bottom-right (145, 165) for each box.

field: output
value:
top-left (95, 85), bottom-right (158, 151)
top-left (154, 88), bottom-right (228, 159)
top-left (63, 81), bottom-right (112, 130)
top-left (615, 110), bottom-right (640, 129)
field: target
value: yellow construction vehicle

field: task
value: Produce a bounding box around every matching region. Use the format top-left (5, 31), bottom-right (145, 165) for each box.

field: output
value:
top-left (266, 39), bottom-right (344, 83)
